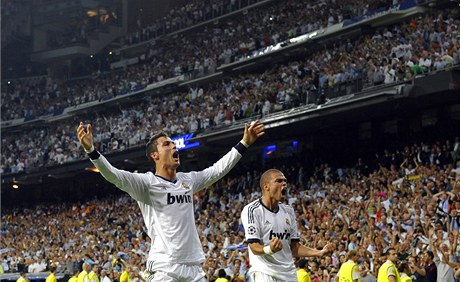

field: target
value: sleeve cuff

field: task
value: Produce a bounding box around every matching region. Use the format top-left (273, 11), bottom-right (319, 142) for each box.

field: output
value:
top-left (246, 239), bottom-right (261, 244)
top-left (88, 150), bottom-right (101, 160)
top-left (234, 141), bottom-right (248, 155)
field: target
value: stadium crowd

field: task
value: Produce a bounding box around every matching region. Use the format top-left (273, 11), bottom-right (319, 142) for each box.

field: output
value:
top-left (2, 1), bottom-right (460, 280)
top-left (1, 0), bottom-right (419, 121)
top-left (2, 6), bottom-right (460, 176)
top-left (1, 0), bottom-right (28, 49)
top-left (122, 0), bottom-right (268, 46)
top-left (1, 136), bottom-right (460, 281)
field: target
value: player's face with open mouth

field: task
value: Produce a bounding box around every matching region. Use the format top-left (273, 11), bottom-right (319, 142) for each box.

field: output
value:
top-left (157, 137), bottom-right (180, 167)
top-left (270, 172), bottom-right (287, 202)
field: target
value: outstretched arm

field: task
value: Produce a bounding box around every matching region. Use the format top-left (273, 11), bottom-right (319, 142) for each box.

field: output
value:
top-left (193, 120), bottom-right (265, 192)
top-left (77, 122), bottom-right (151, 202)
top-left (291, 241), bottom-right (334, 258)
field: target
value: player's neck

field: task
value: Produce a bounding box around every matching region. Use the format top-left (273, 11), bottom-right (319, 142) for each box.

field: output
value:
top-left (261, 196), bottom-right (278, 211)
top-left (155, 168), bottom-right (177, 181)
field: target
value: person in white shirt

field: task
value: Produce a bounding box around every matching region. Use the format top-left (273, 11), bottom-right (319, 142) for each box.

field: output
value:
top-left (349, 190), bottom-right (363, 203)
top-left (241, 169), bottom-right (333, 281)
top-left (1, 257), bottom-right (10, 273)
top-left (77, 120), bottom-right (265, 282)
top-left (100, 270), bottom-right (111, 282)
top-left (419, 54), bottom-right (432, 72)
top-left (384, 63), bottom-right (397, 84)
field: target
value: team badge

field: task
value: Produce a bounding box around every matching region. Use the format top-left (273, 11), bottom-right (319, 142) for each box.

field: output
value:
top-left (285, 217), bottom-right (290, 225)
top-left (182, 182), bottom-right (190, 190)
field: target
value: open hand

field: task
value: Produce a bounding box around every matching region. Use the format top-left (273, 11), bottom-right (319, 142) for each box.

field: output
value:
top-left (242, 120), bottom-right (265, 146)
top-left (77, 122), bottom-right (94, 152)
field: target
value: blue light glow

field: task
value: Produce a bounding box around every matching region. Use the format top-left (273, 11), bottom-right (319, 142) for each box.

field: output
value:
top-left (172, 133), bottom-right (200, 151)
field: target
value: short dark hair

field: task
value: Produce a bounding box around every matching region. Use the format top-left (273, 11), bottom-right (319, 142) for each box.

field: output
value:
top-left (426, 251), bottom-right (434, 260)
top-left (260, 169), bottom-right (283, 190)
top-left (146, 131), bottom-right (168, 163)
top-left (297, 258), bottom-right (308, 269)
top-left (218, 269), bottom-right (227, 278)
top-left (398, 261), bottom-right (409, 273)
top-left (386, 247), bottom-right (395, 254)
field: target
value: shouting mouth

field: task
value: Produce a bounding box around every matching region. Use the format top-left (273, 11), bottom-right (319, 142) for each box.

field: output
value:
top-left (281, 188), bottom-right (287, 196)
top-left (173, 151), bottom-right (180, 161)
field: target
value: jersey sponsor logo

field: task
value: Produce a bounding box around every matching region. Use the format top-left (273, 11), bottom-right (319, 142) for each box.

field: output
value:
top-left (269, 229), bottom-right (290, 240)
top-left (167, 193), bottom-right (192, 204)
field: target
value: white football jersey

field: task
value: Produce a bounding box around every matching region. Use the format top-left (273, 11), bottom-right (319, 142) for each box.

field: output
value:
top-left (91, 147), bottom-right (242, 266)
top-left (241, 199), bottom-right (300, 281)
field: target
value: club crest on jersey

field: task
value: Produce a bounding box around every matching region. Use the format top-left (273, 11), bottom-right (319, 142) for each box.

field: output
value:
top-left (285, 217), bottom-right (290, 225)
top-left (181, 182), bottom-right (190, 190)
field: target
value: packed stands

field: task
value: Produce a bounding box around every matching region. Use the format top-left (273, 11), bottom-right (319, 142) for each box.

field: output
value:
top-left (2, 5), bottom-right (460, 175)
top-left (1, 0), bottom-right (460, 280)
top-left (1, 137), bottom-right (459, 280)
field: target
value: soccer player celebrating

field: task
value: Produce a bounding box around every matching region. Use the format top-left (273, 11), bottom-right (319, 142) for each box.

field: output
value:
top-left (241, 169), bottom-right (334, 281)
top-left (77, 120), bottom-right (265, 282)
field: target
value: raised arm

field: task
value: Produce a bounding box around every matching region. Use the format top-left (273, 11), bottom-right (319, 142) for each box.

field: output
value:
top-left (192, 120), bottom-right (265, 192)
top-left (413, 157), bottom-right (419, 168)
top-left (432, 191), bottom-right (444, 201)
top-left (409, 257), bottom-right (427, 277)
top-left (428, 227), bottom-right (438, 257)
top-left (453, 229), bottom-right (459, 257)
top-left (77, 122), bottom-right (151, 202)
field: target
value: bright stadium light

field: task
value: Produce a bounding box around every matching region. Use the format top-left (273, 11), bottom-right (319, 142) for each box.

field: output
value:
top-left (12, 179), bottom-right (20, 189)
top-left (85, 167), bottom-right (100, 173)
